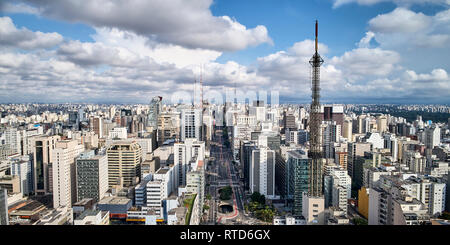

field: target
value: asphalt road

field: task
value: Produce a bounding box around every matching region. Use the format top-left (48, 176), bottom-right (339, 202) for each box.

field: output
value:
top-left (203, 126), bottom-right (255, 224)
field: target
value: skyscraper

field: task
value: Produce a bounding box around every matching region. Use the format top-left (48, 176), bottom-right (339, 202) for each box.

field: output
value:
top-left (286, 150), bottom-right (310, 215)
top-left (68, 111), bottom-right (80, 130)
top-left (425, 124), bottom-right (440, 149)
top-left (320, 105), bottom-right (344, 135)
top-left (343, 118), bottom-right (353, 141)
top-left (76, 152), bottom-right (108, 202)
top-left (322, 121), bottom-right (341, 159)
top-left (308, 20), bottom-right (324, 197)
top-left (32, 135), bottom-right (61, 195)
top-left (174, 139), bottom-right (205, 187)
top-left (283, 111), bottom-right (297, 133)
top-left (0, 188), bottom-right (7, 225)
top-left (10, 156), bottom-right (33, 195)
top-left (5, 127), bottom-right (21, 154)
top-left (90, 116), bottom-right (103, 138)
top-left (52, 140), bottom-right (84, 208)
top-left (148, 96), bottom-right (162, 129)
top-left (181, 108), bottom-right (203, 142)
top-left (250, 147), bottom-right (276, 199)
top-left (107, 141), bottom-right (142, 188)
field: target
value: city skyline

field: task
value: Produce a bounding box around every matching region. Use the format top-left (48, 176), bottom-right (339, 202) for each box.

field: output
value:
top-left (1, 0), bottom-right (450, 232)
top-left (1, 0), bottom-right (449, 104)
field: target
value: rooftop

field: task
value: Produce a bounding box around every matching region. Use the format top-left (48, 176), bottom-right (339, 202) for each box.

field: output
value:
top-left (98, 196), bottom-right (131, 205)
top-left (16, 200), bottom-right (45, 212)
top-left (73, 198), bottom-right (94, 207)
top-left (287, 149), bottom-right (308, 159)
top-left (78, 155), bottom-right (105, 161)
top-left (75, 209), bottom-right (101, 220)
top-left (156, 167), bottom-right (170, 175)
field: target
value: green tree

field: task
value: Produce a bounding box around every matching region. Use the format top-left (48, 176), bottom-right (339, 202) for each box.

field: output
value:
top-left (219, 186), bottom-right (233, 200)
top-left (439, 212), bottom-right (450, 220)
top-left (353, 217), bottom-right (368, 225)
top-left (250, 192), bottom-right (266, 205)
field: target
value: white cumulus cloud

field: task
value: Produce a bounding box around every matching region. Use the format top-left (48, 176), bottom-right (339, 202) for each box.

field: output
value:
top-left (4, 0), bottom-right (273, 52)
top-left (0, 16), bottom-right (63, 50)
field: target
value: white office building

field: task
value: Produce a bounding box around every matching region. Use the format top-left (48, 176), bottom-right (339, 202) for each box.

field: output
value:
top-left (174, 139), bottom-right (205, 187)
top-left (10, 156), bottom-right (33, 195)
top-left (250, 147), bottom-right (276, 199)
top-left (425, 125), bottom-right (440, 149)
top-left (108, 127), bottom-right (127, 140)
top-left (5, 127), bottom-right (21, 154)
top-left (52, 140), bottom-right (84, 208)
top-left (181, 109), bottom-right (203, 142)
top-left (145, 167), bottom-right (175, 215)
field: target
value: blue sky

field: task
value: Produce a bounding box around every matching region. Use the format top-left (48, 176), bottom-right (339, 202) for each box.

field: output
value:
top-left (0, 0), bottom-right (449, 104)
top-left (211, 0), bottom-right (394, 64)
top-left (5, 13), bottom-right (96, 43)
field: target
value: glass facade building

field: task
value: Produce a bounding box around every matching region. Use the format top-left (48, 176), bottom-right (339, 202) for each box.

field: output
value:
top-left (286, 150), bottom-right (310, 216)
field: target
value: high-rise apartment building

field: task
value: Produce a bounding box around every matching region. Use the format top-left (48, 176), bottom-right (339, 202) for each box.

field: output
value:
top-left (347, 142), bottom-right (372, 179)
top-left (10, 156), bottom-right (33, 195)
top-left (90, 116), bottom-right (103, 138)
top-left (425, 125), bottom-right (440, 149)
top-left (52, 140), bottom-right (84, 208)
top-left (174, 139), bottom-right (205, 187)
top-left (320, 105), bottom-right (344, 135)
top-left (368, 187), bottom-right (429, 225)
top-left (5, 127), bottom-right (21, 154)
top-left (324, 166), bottom-right (351, 214)
top-left (322, 121), bottom-right (341, 159)
top-left (335, 150), bottom-right (348, 171)
top-left (384, 133), bottom-right (398, 162)
top-left (401, 176), bottom-right (446, 215)
top-left (376, 116), bottom-right (388, 133)
top-left (343, 118), bottom-right (352, 141)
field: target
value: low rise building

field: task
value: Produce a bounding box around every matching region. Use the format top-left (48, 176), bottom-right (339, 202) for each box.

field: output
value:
top-left (97, 196), bottom-right (132, 220)
top-left (74, 209), bottom-right (109, 225)
top-left (34, 206), bottom-right (74, 225)
top-left (273, 215), bottom-right (306, 225)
